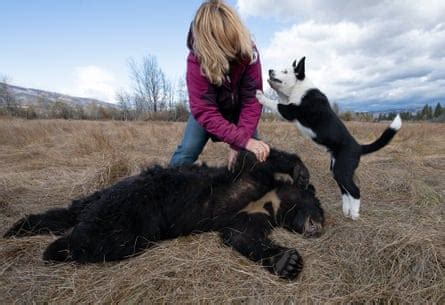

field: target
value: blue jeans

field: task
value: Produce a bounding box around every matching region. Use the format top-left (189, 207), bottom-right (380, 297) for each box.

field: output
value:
top-left (170, 115), bottom-right (259, 167)
top-left (170, 116), bottom-right (210, 166)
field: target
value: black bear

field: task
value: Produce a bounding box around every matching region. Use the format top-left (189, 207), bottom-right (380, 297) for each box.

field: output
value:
top-left (4, 149), bottom-right (324, 280)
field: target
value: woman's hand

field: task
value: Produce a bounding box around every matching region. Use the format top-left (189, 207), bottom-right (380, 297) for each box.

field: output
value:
top-left (245, 139), bottom-right (270, 162)
top-left (228, 148), bottom-right (239, 172)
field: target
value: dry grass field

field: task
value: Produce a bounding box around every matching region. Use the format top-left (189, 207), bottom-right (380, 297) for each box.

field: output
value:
top-left (0, 119), bottom-right (444, 304)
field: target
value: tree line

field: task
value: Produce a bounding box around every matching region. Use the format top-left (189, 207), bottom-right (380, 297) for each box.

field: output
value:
top-left (0, 55), bottom-right (189, 121)
top-left (1, 55), bottom-right (444, 123)
top-left (377, 103), bottom-right (444, 122)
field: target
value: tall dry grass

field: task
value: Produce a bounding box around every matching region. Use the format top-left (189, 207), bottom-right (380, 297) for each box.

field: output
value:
top-left (0, 118), bottom-right (444, 304)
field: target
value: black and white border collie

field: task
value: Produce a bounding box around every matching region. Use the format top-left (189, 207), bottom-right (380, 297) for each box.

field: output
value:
top-left (256, 57), bottom-right (402, 220)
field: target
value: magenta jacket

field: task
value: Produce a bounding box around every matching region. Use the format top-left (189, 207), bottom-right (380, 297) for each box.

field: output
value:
top-left (186, 36), bottom-right (263, 150)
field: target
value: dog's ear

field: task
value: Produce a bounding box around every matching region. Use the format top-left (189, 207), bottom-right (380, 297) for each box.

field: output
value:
top-left (293, 57), bottom-right (306, 80)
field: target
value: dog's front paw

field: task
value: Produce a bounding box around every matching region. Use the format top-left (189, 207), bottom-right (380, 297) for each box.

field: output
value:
top-left (256, 90), bottom-right (266, 104)
top-left (263, 248), bottom-right (303, 280)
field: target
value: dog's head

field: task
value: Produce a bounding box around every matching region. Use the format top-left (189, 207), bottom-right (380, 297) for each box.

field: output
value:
top-left (277, 184), bottom-right (325, 238)
top-left (268, 57), bottom-right (310, 98)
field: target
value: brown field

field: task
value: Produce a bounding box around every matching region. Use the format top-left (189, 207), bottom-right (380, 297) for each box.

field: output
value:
top-left (0, 119), bottom-right (444, 304)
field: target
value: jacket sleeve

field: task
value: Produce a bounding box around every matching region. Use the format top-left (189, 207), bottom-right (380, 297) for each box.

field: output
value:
top-left (187, 52), bottom-right (252, 149)
top-left (232, 46), bottom-right (263, 150)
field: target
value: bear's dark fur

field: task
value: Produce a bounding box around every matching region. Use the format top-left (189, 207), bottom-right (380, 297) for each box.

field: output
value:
top-left (4, 149), bottom-right (324, 280)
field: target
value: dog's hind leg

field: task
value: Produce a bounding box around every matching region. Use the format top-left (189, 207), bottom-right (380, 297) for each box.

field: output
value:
top-left (219, 213), bottom-right (303, 280)
top-left (349, 195), bottom-right (360, 220)
top-left (333, 157), bottom-right (361, 220)
top-left (335, 178), bottom-right (360, 220)
top-left (338, 186), bottom-right (351, 217)
top-left (4, 208), bottom-right (78, 238)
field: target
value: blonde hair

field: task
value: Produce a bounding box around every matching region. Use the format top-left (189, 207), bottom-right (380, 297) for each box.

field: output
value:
top-left (192, 0), bottom-right (253, 86)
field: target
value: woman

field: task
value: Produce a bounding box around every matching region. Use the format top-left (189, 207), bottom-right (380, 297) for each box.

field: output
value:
top-left (170, 0), bottom-right (269, 169)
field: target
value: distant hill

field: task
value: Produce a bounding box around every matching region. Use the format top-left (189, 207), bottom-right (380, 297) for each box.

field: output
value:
top-left (1, 82), bottom-right (118, 109)
top-left (338, 99), bottom-right (441, 113)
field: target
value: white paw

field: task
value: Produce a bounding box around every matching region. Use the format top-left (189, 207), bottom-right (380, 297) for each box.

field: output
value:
top-left (342, 195), bottom-right (360, 220)
top-left (350, 198), bottom-right (361, 220)
top-left (342, 195), bottom-right (351, 217)
top-left (350, 213), bottom-right (360, 220)
top-left (256, 90), bottom-right (265, 104)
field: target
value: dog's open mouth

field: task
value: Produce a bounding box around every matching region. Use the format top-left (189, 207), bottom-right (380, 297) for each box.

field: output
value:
top-left (268, 77), bottom-right (282, 84)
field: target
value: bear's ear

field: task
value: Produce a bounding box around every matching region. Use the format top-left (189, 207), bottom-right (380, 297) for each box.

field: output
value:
top-left (293, 57), bottom-right (306, 80)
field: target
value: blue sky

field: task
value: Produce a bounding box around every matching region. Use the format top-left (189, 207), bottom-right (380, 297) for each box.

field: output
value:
top-left (1, 0), bottom-right (444, 110)
top-left (1, 0), bottom-right (213, 100)
top-left (0, 0), bottom-right (285, 102)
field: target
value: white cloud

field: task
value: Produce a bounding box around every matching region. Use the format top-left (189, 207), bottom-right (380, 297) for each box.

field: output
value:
top-left (238, 0), bottom-right (445, 109)
top-left (63, 66), bottom-right (117, 102)
top-left (238, 0), bottom-right (445, 25)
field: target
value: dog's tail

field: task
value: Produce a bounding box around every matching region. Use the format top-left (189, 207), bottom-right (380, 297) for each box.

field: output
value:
top-left (361, 114), bottom-right (402, 155)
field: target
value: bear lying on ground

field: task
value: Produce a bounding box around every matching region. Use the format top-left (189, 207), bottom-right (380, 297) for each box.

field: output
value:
top-left (4, 149), bottom-right (324, 280)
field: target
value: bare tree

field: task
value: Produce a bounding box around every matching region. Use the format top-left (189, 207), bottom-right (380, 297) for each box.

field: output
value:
top-left (50, 101), bottom-right (74, 119)
top-left (133, 94), bottom-right (145, 114)
top-left (159, 74), bottom-right (167, 111)
top-left (161, 75), bottom-right (176, 111)
top-left (176, 76), bottom-right (188, 107)
top-left (129, 56), bottom-right (165, 113)
top-left (0, 76), bottom-right (18, 115)
top-left (0, 81), bottom-right (6, 108)
top-left (116, 90), bottom-right (133, 120)
top-left (0, 76), bottom-right (17, 112)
